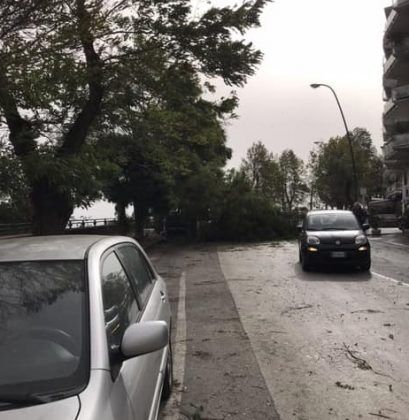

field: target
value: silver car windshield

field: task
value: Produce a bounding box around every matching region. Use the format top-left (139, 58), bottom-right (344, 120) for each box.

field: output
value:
top-left (0, 260), bottom-right (88, 406)
top-left (306, 213), bottom-right (360, 231)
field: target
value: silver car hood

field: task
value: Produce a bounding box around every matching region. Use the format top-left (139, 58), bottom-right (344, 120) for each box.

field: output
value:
top-left (0, 396), bottom-right (79, 420)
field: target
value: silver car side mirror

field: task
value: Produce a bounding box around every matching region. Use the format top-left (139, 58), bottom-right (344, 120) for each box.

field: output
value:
top-left (121, 321), bottom-right (169, 359)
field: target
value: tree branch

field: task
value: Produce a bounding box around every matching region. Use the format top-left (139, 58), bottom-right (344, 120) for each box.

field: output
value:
top-left (0, 68), bottom-right (37, 157)
top-left (58, 0), bottom-right (104, 156)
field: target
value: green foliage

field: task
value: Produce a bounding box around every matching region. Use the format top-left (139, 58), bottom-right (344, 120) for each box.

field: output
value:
top-left (241, 142), bottom-right (308, 211)
top-left (100, 62), bottom-right (233, 236)
top-left (309, 128), bottom-right (384, 208)
top-left (26, 144), bottom-right (119, 208)
top-left (207, 170), bottom-right (294, 241)
top-left (0, 141), bottom-right (31, 222)
top-left (0, 0), bottom-right (270, 232)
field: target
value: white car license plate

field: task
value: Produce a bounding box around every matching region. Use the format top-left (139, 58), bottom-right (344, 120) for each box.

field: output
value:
top-left (331, 251), bottom-right (346, 258)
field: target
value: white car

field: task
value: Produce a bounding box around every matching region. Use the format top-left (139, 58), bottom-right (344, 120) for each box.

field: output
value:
top-left (0, 235), bottom-right (172, 420)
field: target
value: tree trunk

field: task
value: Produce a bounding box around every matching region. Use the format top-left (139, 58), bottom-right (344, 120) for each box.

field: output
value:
top-left (133, 200), bottom-right (147, 240)
top-left (115, 201), bottom-right (129, 235)
top-left (31, 178), bottom-right (74, 235)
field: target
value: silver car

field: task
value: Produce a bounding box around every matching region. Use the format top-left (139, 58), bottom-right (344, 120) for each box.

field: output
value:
top-left (0, 235), bottom-right (172, 420)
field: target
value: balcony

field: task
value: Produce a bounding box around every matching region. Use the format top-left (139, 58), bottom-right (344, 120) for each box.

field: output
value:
top-left (384, 158), bottom-right (408, 169)
top-left (384, 54), bottom-right (409, 82)
top-left (384, 54), bottom-right (397, 76)
top-left (384, 120), bottom-right (409, 136)
top-left (390, 133), bottom-right (409, 150)
top-left (383, 76), bottom-right (398, 96)
top-left (385, 7), bottom-right (409, 38)
top-left (383, 141), bottom-right (398, 161)
top-left (384, 37), bottom-right (394, 57)
top-left (384, 36), bottom-right (409, 61)
top-left (383, 133), bottom-right (409, 168)
top-left (392, 83), bottom-right (409, 100)
top-left (384, 76), bottom-right (398, 89)
top-left (384, 99), bottom-right (396, 116)
top-left (383, 96), bottom-right (409, 128)
top-left (385, 9), bottom-right (398, 34)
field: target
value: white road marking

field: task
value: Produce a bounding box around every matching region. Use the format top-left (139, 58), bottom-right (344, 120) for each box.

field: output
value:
top-left (372, 271), bottom-right (409, 287)
top-left (385, 241), bottom-right (409, 248)
top-left (161, 271), bottom-right (187, 420)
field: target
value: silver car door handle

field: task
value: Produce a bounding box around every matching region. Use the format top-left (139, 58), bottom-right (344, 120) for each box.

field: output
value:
top-left (160, 291), bottom-right (166, 302)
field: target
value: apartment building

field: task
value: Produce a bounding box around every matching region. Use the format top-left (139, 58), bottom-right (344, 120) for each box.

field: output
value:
top-left (383, 0), bottom-right (409, 203)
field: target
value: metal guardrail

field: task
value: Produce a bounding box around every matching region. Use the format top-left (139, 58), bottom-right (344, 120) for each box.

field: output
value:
top-left (0, 223), bottom-right (31, 236)
top-left (66, 218), bottom-right (117, 230)
top-left (0, 218), bottom-right (118, 237)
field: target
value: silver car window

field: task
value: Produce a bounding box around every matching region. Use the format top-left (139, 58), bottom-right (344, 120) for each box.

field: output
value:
top-left (101, 252), bottom-right (139, 376)
top-left (116, 245), bottom-right (153, 306)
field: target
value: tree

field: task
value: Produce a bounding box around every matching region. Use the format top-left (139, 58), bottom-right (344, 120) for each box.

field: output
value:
top-left (241, 141), bottom-right (271, 192)
top-left (277, 149), bottom-right (308, 212)
top-left (241, 141), bottom-right (281, 201)
top-left (100, 66), bottom-right (233, 237)
top-left (0, 0), bottom-right (270, 234)
top-left (207, 169), bottom-right (296, 241)
top-left (309, 128), bottom-right (384, 209)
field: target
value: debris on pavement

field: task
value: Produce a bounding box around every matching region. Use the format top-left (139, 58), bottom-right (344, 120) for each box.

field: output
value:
top-left (343, 343), bottom-right (372, 371)
top-left (342, 343), bottom-right (395, 380)
top-left (335, 381), bottom-right (355, 390)
top-left (368, 412), bottom-right (392, 419)
top-left (351, 309), bottom-right (384, 314)
top-left (280, 304), bottom-right (313, 315)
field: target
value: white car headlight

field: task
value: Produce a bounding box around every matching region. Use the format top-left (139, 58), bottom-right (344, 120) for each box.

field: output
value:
top-left (355, 235), bottom-right (367, 245)
top-left (307, 236), bottom-right (320, 245)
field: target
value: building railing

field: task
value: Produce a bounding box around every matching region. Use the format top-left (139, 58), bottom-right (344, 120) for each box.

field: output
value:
top-left (385, 9), bottom-right (398, 32)
top-left (384, 99), bottom-right (396, 116)
top-left (384, 54), bottom-right (397, 76)
top-left (384, 96), bottom-right (409, 127)
top-left (383, 141), bottom-right (397, 160)
top-left (383, 134), bottom-right (409, 161)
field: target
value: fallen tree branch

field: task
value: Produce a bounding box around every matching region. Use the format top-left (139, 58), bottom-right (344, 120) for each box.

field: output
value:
top-left (342, 343), bottom-right (395, 380)
top-left (368, 412), bottom-right (392, 419)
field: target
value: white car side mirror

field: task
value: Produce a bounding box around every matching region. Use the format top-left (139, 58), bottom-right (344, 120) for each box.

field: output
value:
top-left (121, 321), bottom-right (168, 358)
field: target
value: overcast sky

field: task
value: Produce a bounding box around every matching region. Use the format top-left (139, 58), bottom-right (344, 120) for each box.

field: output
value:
top-left (222, 0), bottom-right (391, 167)
top-left (75, 0), bottom-right (391, 219)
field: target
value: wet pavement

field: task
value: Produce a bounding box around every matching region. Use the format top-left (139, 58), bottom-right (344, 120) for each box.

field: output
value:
top-left (149, 232), bottom-right (409, 420)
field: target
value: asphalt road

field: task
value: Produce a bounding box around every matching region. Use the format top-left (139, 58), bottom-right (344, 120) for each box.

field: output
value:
top-left (150, 231), bottom-right (409, 420)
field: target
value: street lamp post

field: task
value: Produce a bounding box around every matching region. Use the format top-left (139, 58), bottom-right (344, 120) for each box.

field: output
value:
top-left (310, 83), bottom-right (359, 203)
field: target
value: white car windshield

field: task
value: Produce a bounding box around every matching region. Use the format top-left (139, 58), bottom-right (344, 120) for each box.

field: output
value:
top-left (307, 213), bottom-right (360, 231)
top-left (0, 260), bottom-right (88, 407)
